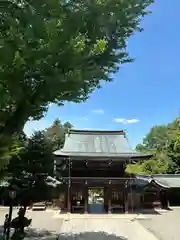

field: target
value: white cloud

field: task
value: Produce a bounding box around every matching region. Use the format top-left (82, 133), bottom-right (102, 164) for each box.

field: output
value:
top-left (92, 108), bottom-right (104, 114)
top-left (113, 118), bottom-right (140, 124)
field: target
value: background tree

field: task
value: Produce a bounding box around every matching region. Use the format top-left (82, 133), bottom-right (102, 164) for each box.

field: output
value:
top-left (166, 133), bottom-right (180, 173)
top-left (135, 125), bottom-right (170, 153)
top-left (4, 130), bottom-right (60, 208)
top-left (135, 120), bottom-right (180, 152)
top-left (6, 118), bottom-right (72, 181)
top-left (23, 131), bottom-right (54, 176)
top-left (6, 131), bottom-right (54, 186)
top-left (44, 119), bottom-right (73, 150)
top-left (0, 0), bottom-right (154, 163)
top-left (126, 119), bottom-right (180, 174)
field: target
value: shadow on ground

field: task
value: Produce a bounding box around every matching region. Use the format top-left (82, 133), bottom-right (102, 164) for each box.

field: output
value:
top-left (11, 228), bottom-right (58, 239)
top-left (10, 229), bottom-right (128, 240)
top-left (0, 227), bottom-right (57, 239)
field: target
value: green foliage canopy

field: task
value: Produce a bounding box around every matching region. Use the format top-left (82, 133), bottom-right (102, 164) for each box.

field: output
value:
top-left (0, 0), bottom-right (154, 161)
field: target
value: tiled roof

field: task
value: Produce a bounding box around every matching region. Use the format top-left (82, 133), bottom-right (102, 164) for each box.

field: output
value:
top-left (152, 174), bottom-right (180, 188)
top-left (134, 174), bottom-right (180, 189)
top-left (53, 129), bottom-right (152, 159)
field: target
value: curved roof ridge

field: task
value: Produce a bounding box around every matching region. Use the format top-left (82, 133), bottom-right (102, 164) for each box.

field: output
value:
top-left (68, 129), bottom-right (125, 135)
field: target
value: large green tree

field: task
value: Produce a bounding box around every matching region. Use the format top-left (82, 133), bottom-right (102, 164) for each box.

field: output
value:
top-left (0, 0), bottom-right (154, 161)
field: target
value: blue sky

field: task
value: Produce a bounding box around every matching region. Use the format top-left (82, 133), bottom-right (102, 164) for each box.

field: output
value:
top-left (24, 1), bottom-right (180, 148)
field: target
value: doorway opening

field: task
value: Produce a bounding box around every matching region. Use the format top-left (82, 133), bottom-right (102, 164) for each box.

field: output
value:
top-left (88, 187), bottom-right (105, 213)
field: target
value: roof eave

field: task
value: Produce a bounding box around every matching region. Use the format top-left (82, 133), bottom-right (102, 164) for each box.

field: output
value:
top-left (53, 151), bottom-right (152, 160)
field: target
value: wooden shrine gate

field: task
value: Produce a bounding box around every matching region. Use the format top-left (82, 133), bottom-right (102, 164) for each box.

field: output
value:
top-left (60, 178), bottom-right (130, 213)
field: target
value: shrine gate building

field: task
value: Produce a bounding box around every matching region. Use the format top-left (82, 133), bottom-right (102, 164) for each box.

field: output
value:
top-left (53, 129), bottom-right (152, 213)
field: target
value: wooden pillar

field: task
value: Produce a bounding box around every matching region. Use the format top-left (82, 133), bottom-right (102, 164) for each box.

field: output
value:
top-left (84, 186), bottom-right (88, 213)
top-left (67, 183), bottom-right (71, 213)
top-left (124, 198), bottom-right (129, 213)
top-left (108, 183), bottom-right (112, 214)
top-left (67, 157), bottom-right (71, 213)
top-left (124, 180), bottom-right (129, 213)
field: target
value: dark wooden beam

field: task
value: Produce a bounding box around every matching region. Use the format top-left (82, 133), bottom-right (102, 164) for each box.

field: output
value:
top-left (63, 177), bottom-right (135, 180)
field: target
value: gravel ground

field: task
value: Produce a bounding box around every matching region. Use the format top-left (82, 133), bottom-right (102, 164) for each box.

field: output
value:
top-left (0, 208), bottom-right (166, 240)
top-left (0, 207), bottom-right (179, 240)
top-left (58, 218), bottom-right (158, 240)
top-left (138, 207), bottom-right (180, 240)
